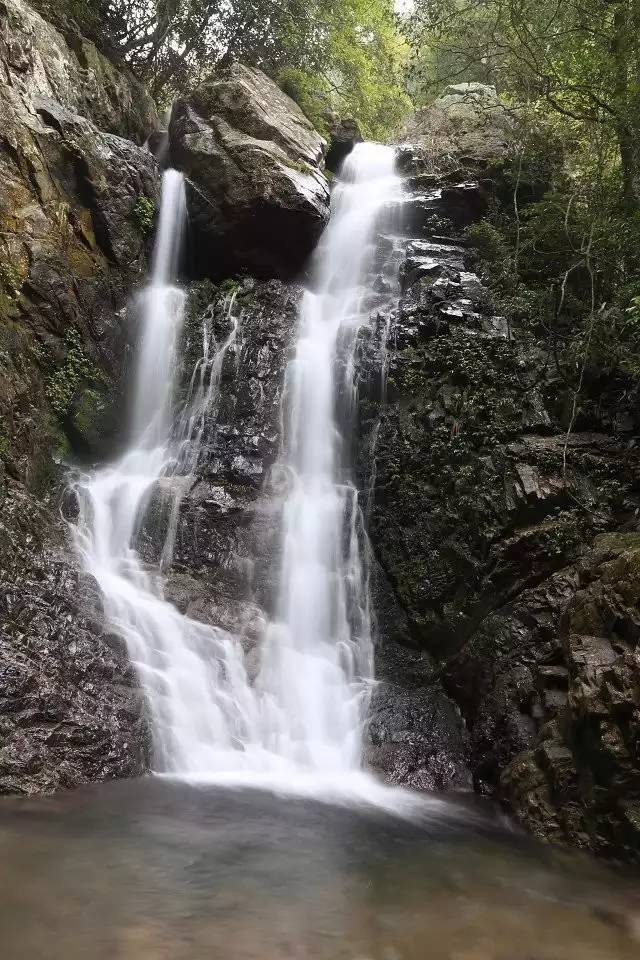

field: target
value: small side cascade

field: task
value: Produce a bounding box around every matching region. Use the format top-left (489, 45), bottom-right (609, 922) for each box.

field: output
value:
top-left (71, 170), bottom-right (253, 774)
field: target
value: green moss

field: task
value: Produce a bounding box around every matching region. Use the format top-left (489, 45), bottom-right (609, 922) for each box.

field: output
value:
top-left (46, 328), bottom-right (108, 420)
top-left (219, 278), bottom-right (239, 295)
top-left (72, 387), bottom-right (107, 439)
top-left (0, 259), bottom-right (23, 315)
top-left (131, 194), bottom-right (156, 236)
top-left (278, 157), bottom-right (311, 176)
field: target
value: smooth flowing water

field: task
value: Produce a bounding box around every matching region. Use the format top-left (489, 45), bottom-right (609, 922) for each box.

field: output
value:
top-left (256, 143), bottom-right (402, 772)
top-left (72, 170), bottom-right (255, 775)
top-left (72, 148), bottom-right (402, 781)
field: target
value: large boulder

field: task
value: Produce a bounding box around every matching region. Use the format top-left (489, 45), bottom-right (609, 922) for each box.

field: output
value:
top-left (403, 82), bottom-right (514, 164)
top-left (169, 63), bottom-right (330, 279)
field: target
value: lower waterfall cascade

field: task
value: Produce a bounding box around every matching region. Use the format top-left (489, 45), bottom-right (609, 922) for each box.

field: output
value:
top-left (71, 145), bottom-right (404, 785)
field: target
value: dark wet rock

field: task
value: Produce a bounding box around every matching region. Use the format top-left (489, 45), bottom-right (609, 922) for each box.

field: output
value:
top-left (136, 278), bottom-right (301, 634)
top-left (0, 485), bottom-right (149, 795)
top-left (169, 63), bottom-right (330, 280)
top-left (361, 152), bottom-right (640, 860)
top-left (325, 117), bottom-right (363, 173)
top-left (502, 536), bottom-right (640, 861)
top-left (366, 641), bottom-right (472, 791)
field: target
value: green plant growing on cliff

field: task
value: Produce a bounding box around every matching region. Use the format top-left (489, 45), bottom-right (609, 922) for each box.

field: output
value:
top-left (131, 195), bottom-right (156, 236)
top-left (46, 329), bottom-right (107, 419)
top-left (465, 222), bottom-right (508, 264)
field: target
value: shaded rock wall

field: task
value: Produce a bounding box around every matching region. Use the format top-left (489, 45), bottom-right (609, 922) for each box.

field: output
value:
top-left (362, 127), bottom-right (640, 860)
top-left (138, 278), bottom-right (301, 651)
top-left (0, 0), bottom-right (158, 794)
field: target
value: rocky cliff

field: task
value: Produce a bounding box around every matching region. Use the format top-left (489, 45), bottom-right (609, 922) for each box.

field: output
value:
top-left (0, 3), bottom-right (638, 867)
top-left (359, 84), bottom-right (640, 861)
top-left (0, 0), bottom-right (158, 793)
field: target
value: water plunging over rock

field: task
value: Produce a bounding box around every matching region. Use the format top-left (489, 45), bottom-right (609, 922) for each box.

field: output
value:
top-left (70, 146), bottom-right (404, 784)
top-left (72, 171), bottom-right (256, 774)
top-left (254, 143), bottom-right (403, 771)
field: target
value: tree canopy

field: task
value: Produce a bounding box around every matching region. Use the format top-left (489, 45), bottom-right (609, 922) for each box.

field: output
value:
top-left (407, 0), bottom-right (640, 211)
top-left (38, 0), bottom-right (408, 137)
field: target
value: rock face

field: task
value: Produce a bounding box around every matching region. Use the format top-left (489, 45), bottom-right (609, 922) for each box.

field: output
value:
top-left (502, 535), bottom-right (640, 860)
top-left (0, 0), bottom-right (159, 478)
top-left (130, 278), bottom-right (301, 704)
top-left (0, 0), bottom-right (158, 793)
top-left (325, 117), bottom-right (363, 173)
top-left (403, 83), bottom-right (514, 163)
top-left (0, 486), bottom-right (149, 795)
top-left (169, 63), bottom-right (330, 280)
top-left (359, 132), bottom-right (640, 860)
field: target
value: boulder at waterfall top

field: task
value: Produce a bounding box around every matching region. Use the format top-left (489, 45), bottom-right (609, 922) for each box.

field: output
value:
top-left (169, 63), bottom-right (330, 279)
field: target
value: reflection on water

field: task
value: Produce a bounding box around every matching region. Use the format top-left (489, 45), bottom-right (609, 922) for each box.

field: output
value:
top-left (0, 779), bottom-right (638, 959)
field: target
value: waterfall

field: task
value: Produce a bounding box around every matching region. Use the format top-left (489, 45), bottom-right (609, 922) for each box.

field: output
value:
top-left (70, 147), bottom-right (402, 785)
top-left (257, 143), bottom-right (403, 771)
top-left (71, 170), bottom-right (254, 774)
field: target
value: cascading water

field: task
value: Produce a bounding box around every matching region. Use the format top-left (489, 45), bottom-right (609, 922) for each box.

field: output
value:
top-left (72, 170), bottom-right (254, 775)
top-left (71, 147), bottom-right (403, 785)
top-left (257, 143), bottom-right (403, 772)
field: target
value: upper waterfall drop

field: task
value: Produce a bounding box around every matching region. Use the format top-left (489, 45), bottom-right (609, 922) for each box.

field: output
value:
top-left (256, 142), bottom-right (403, 773)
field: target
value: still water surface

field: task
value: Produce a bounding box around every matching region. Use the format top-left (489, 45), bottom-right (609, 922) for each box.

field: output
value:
top-left (0, 779), bottom-right (638, 959)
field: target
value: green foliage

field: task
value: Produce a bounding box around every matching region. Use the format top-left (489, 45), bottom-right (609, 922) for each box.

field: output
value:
top-left (46, 328), bottom-right (107, 419)
top-left (465, 221), bottom-right (508, 263)
top-left (131, 194), bottom-right (156, 235)
top-left (407, 0), bottom-right (640, 211)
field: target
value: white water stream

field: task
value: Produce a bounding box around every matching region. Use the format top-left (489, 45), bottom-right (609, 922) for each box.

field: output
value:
top-left (72, 146), bottom-right (403, 785)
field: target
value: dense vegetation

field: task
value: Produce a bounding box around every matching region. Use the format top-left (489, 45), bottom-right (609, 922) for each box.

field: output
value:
top-left (34, 0), bottom-right (409, 137)
top-left (407, 0), bottom-right (640, 434)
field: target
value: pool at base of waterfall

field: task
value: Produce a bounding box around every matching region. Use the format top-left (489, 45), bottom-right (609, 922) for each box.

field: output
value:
top-left (0, 780), bottom-right (638, 959)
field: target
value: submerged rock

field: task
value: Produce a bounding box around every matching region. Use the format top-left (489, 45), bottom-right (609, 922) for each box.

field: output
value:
top-left (169, 63), bottom-right (330, 279)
